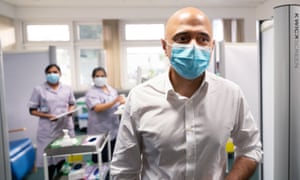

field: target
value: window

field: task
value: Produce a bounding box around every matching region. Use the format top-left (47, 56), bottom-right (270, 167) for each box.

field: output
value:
top-left (212, 18), bottom-right (244, 42)
top-left (22, 19), bottom-right (234, 91)
top-left (56, 48), bottom-right (73, 86)
top-left (125, 24), bottom-right (164, 40)
top-left (24, 22), bottom-right (103, 91)
top-left (78, 48), bottom-right (104, 88)
top-left (121, 23), bottom-right (167, 89)
top-left (75, 23), bottom-right (104, 90)
top-left (213, 19), bottom-right (224, 42)
top-left (77, 24), bottom-right (102, 40)
top-left (125, 47), bottom-right (168, 88)
top-left (26, 24), bottom-right (70, 41)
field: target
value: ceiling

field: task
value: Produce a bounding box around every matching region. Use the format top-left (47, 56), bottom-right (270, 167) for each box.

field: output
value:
top-left (2, 0), bottom-right (267, 8)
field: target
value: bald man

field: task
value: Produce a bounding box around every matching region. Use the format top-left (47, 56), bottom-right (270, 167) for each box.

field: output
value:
top-left (111, 7), bottom-right (262, 180)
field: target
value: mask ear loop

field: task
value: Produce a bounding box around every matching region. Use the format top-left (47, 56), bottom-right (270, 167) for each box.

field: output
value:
top-left (194, 45), bottom-right (211, 52)
top-left (164, 40), bottom-right (174, 48)
top-left (166, 40), bottom-right (211, 50)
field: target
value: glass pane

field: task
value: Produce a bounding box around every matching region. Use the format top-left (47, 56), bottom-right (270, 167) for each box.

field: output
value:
top-left (126, 47), bottom-right (168, 88)
top-left (125, 24), bottom-right (164, 40)
top-left (26, 25), bottom-right (70, 41)
top-left (56, 48), bottom-right (72, 86)
top-left (78, 49), bottom-right (104, 86)
top-left (213, 19), bottom-right (224, 41)
top-left (78, 24), bottom-right (102, 40)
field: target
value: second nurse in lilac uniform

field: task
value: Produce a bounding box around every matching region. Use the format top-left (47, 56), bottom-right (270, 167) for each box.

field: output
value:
top-left (85, 67), bottom-right (125, 162)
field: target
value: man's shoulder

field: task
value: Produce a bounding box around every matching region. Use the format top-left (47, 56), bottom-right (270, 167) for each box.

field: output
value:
top-left (132, 73), bottom-right (166, 91)
top-left (206, 71), bottom-right (240, 91)
top-left (127, 73), bottom-right (166, 100)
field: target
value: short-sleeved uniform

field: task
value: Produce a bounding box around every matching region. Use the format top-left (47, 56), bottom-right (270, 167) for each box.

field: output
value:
top-left (28, 82), bottom-right (75, 167)
top-left (85, 85), bottom-right (119, 140)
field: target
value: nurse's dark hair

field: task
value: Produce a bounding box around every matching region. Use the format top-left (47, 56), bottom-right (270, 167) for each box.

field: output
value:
top-left (92, 67), bottom-right (107, 78)
top-left (44, 64), bottom-right (61, 74)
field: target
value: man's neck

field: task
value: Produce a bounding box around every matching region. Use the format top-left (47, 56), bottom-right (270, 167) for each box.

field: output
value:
top-left (170, 70), bottom-right (205, 98)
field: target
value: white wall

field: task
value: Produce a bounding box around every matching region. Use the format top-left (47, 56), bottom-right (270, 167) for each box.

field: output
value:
top-left (0, 1), bottom-right (15, 18)
top-left (222, 43), bottom-right (259, 125)
top-left (3, 50), bottom-right (50, 145)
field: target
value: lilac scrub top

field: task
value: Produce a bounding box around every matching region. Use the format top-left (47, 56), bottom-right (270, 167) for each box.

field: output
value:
top-left (85, 85), bottom-right (119, 140)
top-left (28, 82), bottom-right (75, 167)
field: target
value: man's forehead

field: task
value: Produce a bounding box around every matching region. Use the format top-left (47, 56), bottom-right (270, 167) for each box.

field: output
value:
top-left (166, 9), bottom-right (212, 39)
top-left (178, 13), bottom-right (207, 24)
top-left (167, 8), bottom-right (208, 25)
top-left (167, 22), bottom-right (212, 40)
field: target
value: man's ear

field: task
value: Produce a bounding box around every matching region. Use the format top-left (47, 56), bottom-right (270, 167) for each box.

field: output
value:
top-left (161, 39), bottom-right (168, 56)
top-left (211, 39), bottom-right (215, 51)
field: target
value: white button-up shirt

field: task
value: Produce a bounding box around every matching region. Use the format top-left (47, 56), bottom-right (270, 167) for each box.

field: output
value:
top-left (111, 71), bottom-right (262, 180)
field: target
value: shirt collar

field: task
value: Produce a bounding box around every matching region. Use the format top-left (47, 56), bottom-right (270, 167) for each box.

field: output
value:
top-left (164, 71), bottom-right (210, 100)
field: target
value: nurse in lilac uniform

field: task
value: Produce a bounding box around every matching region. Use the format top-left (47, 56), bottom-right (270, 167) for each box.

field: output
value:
top-left (28, 64), bottom-right (76, 179)
top-left (85, 67), bottom-right (125, 162)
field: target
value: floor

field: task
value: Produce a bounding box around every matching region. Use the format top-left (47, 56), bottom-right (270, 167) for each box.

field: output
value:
top-left (24, 167), bottom-right (44, 180)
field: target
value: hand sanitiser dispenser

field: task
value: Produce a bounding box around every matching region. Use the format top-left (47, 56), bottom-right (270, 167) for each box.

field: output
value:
top-left (61, 129), bottom-right (74, 147)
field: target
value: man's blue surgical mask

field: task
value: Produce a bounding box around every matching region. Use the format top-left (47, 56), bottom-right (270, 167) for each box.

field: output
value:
top-left (46, 73), bottom-right (60, 84)
top-left (168, 42), bottom-right (211, 80)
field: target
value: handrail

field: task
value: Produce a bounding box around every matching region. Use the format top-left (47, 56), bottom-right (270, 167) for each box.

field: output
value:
top-left (8, 128), bottom-right (26, 133)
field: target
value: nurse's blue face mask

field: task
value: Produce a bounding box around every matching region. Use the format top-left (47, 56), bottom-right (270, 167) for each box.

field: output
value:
top-left (167, 42), bottom-right (211, 80)
top-left (46, 73), bottom-right (60, 84)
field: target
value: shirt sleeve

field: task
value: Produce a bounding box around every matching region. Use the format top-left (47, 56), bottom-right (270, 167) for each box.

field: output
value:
top-left (110, 94), bottom-right (142, 180)
top-left (231, 88), bottom-right (263, 162)
top-left (28, 86), bottom-right (41, 109)
top-left (85, 89), bottom-right (104, 110)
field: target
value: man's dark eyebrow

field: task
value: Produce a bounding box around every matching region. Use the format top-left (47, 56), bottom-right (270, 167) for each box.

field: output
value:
top-left (198, 32), bottom-right (211, 41)
top-left (172, 31), bottom-right (211, 41)
top-left (172, 32), bottom-right (189, 40)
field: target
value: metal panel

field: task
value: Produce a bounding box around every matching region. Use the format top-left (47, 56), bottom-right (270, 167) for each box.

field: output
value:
top-left (260, 19), bottom-right (274, 180)
top-left (273, 4), bottom-right (292, 180)
top-left (289, 4), bottom-right (300, 179)
top-left (0, 41), bottom-right (12, 180)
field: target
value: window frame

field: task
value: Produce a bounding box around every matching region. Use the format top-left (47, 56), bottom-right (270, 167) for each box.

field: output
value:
top-left (23, 22), bottom-right (73, 43)
top-left (74, 21), bottom-right (103, 42)
top-left (120, 20), bottom-right (166, 89)
top-left (22, 20), bottom-right (104, 91)
top-left (74, 45), bottom-right (105, 91)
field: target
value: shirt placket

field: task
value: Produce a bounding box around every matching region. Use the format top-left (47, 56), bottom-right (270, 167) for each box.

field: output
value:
top-left (185, 99), bottom-right (196, 180)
